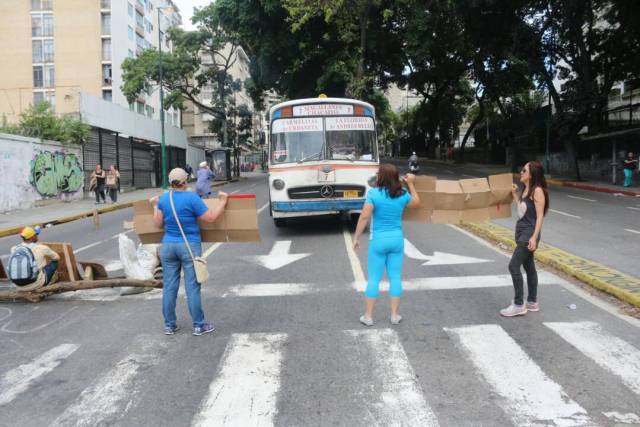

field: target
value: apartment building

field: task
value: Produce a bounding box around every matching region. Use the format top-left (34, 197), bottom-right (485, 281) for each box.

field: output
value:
top-left (0, 0), bottom-right (188, 189)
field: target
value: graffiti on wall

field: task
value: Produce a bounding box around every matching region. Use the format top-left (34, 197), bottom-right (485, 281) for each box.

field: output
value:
top-left (29, 151), bottom-right (83, 197)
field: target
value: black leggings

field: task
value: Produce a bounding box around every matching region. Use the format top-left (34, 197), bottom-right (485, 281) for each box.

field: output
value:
top-left (94, 184), bottom-right (106, 202)
top-left (508, 242), bottom-right (538, 305)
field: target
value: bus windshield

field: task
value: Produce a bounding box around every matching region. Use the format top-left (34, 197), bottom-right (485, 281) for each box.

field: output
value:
top-left (270, 116), bottom-right (377, 164)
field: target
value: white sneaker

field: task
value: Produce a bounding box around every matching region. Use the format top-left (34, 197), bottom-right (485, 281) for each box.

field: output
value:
top-left (359, 315), bottom-right (374, 327)
top-left (500, 304), bottom-right (527, 317)
top-left (390, 315), bottom-right (402, 325)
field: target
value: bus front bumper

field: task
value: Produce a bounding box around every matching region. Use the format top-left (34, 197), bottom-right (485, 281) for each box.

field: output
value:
top-left (271, 199), bottom-right (365, 212)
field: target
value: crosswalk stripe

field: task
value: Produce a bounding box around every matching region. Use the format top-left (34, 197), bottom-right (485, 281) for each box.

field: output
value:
top-left (545, 321), bottom-right (640, 395)
top-left (192, 333), bottom-right (287, 427)
top-left (51, 338), bottom-right (167, 427)
top-left (224, 283), bottom-right (314, 297)
top-left (0, 344), bottom-right (78, 406)
top-left (445, 324), bottom-right (592, 426)
top-left (345, 329), bottom-right (439, 426)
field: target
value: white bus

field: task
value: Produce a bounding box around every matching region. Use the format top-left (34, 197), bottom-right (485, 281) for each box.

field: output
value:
top-left (267, 97), bottom-right (379, 226)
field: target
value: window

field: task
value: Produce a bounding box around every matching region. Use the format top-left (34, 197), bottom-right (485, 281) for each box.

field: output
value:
top-left (44, 65), bottom-right (54, 87)
top-left (42, 14), bottom-right (53, 36)
top-left (41, 0), bottom-right (53, 10)
top-left (32, 0), bottom-right (52, 11)
top-left (33, 92), bottom-right (44, 105)
top-left (136, 12), bottom-right (144, 28)
top-left (101, 13), bottom-right (110, 35)
top-left (33, 66), bottom-right (43, 88)
top-left (128, 2), bottom-right (134, 17)
top-left (32, 15), bottom-right (42, 37)
top-left (136, 102), bottom-right (144, 114)
top-left (32, 40), bottom-right (43, 62)
top-left (145, 105), bottom-right (154, 118)
top-left (102, 64), bottom-right (112, 85)
top-left (102, 39), bottom-right (111, 61)
top-left (128, 25), bottom-right (134, 41)
top-left (144, 19), bottom-right (152, 33)
top-left (31, 0), bottom-right (41, 10)
top-left (128, 49), bottom-right (134, 58)
top-left (101, 0), bottom-right (110, 9)
top-left (43, 40), bottom-right (54, 62)
top-left (102, 90), bottom-right (112, 102)
top-left (135, 34), bottom-right (145, 49)
top-left (129, 102), bottom-right (134, 111)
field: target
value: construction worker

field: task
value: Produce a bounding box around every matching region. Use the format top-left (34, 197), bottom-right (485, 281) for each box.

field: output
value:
top-left (8, 226), bottom-right (60, 288)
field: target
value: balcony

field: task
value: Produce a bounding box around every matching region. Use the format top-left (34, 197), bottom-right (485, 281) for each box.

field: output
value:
top-left (135, 24), bottom-right (145, 37)
top-left (135, 2), bottom-right (145, 15)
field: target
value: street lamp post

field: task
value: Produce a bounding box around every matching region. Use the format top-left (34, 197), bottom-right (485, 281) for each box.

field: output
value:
top-left (157, 5), bottom-right (172, 189)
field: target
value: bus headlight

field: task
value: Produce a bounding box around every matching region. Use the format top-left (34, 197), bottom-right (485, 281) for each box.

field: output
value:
top-left (272, 179), bottom-right (285, 190)
top-left (367, 175), bottom-right (377, 187)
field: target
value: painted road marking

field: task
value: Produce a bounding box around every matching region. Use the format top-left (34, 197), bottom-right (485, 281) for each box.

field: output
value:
top-left (51, 338), bottom-right (167, 427)
top-left (258, 202), bottom-right (269, 214)
top-left (603, 412), bottom-right (640, 424)
top-left (404, 238), bottom-right (493, 265)
top-left (342, 224), bottom-right (365, 283)
top-left (224, 283), bottom-right (314, 297)
top-left (445, 324), bottom-right (592, 426)
top-left (626, 206), bottom-right (640, 211)
top-left (567, 195), bottom-right (596, 202)
top-left (192, 333), bottom-right (287, 427)
top-left (550, 208), bottom-right (581, 219)
top-left (229, 189), bottom-right (240, 194)
top-left (0, 344), bottom-right (78, 406)
top-left (352, 272), bottom-right (558, 293)
top-left (203, 242), bottom-right (222, 259)
top-left (240, 240), bottom-right (311, 270)
top-left (545, 321), bottom-right (640, 395)
top-left (625, 228), bottom-right (640, 235)
top-left (74, 230), bottom-right (134, 254)
top-left (346, 329), bottom-right (439, 426)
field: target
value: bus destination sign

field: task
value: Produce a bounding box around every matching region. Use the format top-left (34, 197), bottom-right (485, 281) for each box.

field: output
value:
top-left (293, 104), bottom-right (354, 116)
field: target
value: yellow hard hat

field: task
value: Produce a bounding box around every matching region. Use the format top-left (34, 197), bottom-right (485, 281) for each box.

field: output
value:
top-left (20, 226), bottom-right (39, 239)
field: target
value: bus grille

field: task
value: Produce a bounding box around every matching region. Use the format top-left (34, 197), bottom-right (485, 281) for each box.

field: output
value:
top-left (287, 185), bottom-right (366, 199)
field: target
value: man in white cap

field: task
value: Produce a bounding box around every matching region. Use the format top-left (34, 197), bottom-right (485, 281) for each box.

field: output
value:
top-left (8, 226), bottom-right (59, 289)
top-left (195, 161), bottom-right (216, 198)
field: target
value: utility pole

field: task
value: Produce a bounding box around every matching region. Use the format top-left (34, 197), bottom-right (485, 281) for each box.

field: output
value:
top-left (157, 5), bottom-right (173, 189)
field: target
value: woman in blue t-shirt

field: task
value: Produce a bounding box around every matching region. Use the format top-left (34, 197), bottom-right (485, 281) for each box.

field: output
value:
top-left (353, 164), bottom-right (420, 326)
top-left (150, 168), bottom-right (228, 336)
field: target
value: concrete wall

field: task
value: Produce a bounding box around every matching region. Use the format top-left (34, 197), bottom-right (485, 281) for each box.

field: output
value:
top-left (0, 132), bottom-right (83, 213)
top-left (80, 92), bottom-right (187, 148)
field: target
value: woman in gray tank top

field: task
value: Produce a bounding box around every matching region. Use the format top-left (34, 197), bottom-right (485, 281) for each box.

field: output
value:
top-left (500, 161), bottom-right (549, 317)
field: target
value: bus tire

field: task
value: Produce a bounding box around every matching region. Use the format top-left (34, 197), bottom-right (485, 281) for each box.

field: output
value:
top-left (274, 218), bottom-right (287, 227)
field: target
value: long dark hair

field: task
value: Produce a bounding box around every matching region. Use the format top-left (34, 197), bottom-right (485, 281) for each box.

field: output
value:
top-left (522, 161), bottom-right (549, 215)
top-left (375, 163), bottom-right (404, 198)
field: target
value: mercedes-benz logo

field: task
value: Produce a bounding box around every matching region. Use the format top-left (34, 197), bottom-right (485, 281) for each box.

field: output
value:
top-left (320, 185), bottom-right (334, 198)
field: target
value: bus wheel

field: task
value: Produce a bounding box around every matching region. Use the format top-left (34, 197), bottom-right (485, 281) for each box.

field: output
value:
top-left (274, 218), bottom-right (287, 227)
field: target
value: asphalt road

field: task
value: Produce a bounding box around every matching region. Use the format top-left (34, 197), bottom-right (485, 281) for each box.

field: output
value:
top-left (399, 160), bottom-right (640, 278)
top-left (1, 174), bottom-right (639, 426)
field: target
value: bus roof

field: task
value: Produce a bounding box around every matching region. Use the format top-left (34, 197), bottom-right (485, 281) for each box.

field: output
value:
top-left (269, 97), bottom-right (376, 119)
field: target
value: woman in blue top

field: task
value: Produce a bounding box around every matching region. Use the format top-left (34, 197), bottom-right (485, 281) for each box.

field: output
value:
top-left (150, 168), bottom-right (228, 336)
top-left (353, 164), bottom-right (420, 326)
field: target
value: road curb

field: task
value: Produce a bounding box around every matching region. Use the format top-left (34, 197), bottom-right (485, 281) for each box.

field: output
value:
top-left (461, 221), bottom-right (640, 309)
top-left (0, 179), bottom-right (237, 239)
top-left (511, 173), bottom-right (640, 196)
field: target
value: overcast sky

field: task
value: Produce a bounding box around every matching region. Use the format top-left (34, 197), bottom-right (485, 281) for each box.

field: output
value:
top-left (173, 0), bottom-right (212, 30)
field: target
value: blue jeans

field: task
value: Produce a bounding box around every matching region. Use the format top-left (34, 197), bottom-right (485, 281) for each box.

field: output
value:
top-left (160, 242), bottom-right (206, 329)
top-left (43, 260), bottom-right (58, 285)
top-left (623, 169), bottom-right (633, 187)
top-left (365, 236), bottom-right (404, 298)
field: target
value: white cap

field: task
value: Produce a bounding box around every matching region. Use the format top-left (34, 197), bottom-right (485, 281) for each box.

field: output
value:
top-left (168, 168), bottom-right (188, 185)
top-left (199, 161), bottom-right (207, 168)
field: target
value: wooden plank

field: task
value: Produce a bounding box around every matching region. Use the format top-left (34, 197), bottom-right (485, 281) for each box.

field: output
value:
top-left (79, 262), bottom-right (108, 280)
top-left (45, 243), bottom-right (82, 282)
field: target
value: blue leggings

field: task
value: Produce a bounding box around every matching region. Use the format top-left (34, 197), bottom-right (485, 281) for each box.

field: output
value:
top-left (365, 237), bottom-right (404, 298)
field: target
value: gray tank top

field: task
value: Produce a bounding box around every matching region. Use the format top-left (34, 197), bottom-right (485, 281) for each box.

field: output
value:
top-left (515, 196), bottom-right (538, 243)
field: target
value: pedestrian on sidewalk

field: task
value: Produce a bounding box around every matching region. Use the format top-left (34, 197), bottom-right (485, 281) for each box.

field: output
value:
top-left (150, 168), bottom-right (228, 336)
top-left (8, 226), bottom-right (59, 290)
top-left (91, 164), bottom-right (106, 204)
top-left (623, 151), bottom-right (637, 187)
top-left (353, 164), bottom-right (421, 326)
top-left (106, 164), bottom-right (120, 203)
top-left (501, 161), bottom-right (549, 317)
top-left (195, 161), bottom-right (216, 199)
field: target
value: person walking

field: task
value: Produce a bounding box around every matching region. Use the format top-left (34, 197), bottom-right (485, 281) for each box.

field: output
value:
top-left (195, 161), bottom-right (216, 199)
top-left (8, 226), bottom-right (59, 291)
top-left (353, 164), bottom-right (420, 326)
top-left (91, 164), bottom-right (106, 204)
top-left (623, 151), bottom-right (637, 187)
top-left (150, 168), bottom-right (228, 336)
top-left (106, 164), bottom-right (120, 203)
top-left (500, 161), bottom-right (549, 317)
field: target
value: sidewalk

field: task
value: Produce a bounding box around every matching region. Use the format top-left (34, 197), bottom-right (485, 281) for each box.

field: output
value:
top-left (0, 179), bottom-right (237, 238)
top-left (420, 159), bottom-right (640, 197)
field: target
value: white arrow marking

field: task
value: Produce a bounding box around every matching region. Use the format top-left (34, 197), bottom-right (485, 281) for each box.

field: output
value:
top-left (404, 239), bottom-right (493, 266)
top-left (241, 241), bottom-right (311, 270)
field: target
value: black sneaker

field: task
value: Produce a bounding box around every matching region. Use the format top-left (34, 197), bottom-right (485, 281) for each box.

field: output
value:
top-left (193, 323), bottom-right (215, 336)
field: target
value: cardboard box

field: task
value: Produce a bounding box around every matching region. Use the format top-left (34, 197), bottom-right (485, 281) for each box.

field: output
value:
top-left (403, 173), bottom-right (513, 224)
top-left (488, 173), bottom-right (514, 219)
top-left (402, 175), bottom-right (436, 222)
top-left (134, 194), bottom-right (261, 244)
